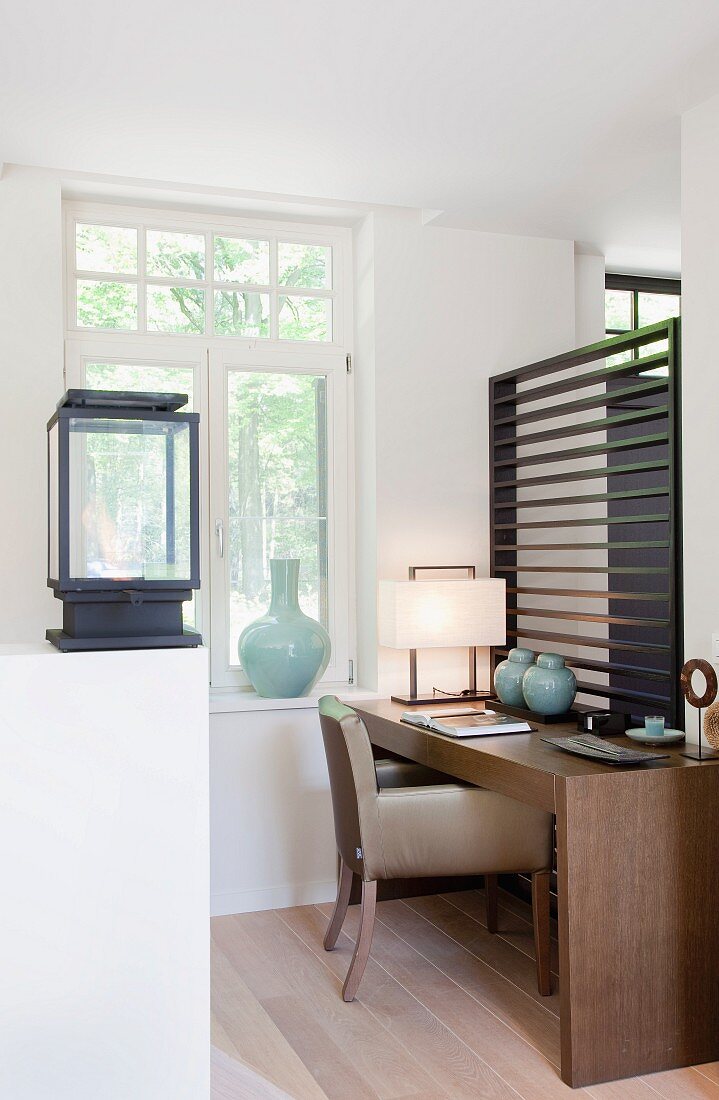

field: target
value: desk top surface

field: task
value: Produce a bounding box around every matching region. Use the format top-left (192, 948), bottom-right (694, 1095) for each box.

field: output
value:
top-left (352, 698), bottom-right (718, 787)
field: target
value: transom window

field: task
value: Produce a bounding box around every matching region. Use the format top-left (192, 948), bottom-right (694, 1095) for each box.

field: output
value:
top-left (67, 206), bottom-right (338, 343)
top-left (64, 202), bottom-right (352, 689)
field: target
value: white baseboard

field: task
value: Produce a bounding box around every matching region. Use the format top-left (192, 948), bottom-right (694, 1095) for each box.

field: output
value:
top-left (211, 879), bottom-right (337, 916)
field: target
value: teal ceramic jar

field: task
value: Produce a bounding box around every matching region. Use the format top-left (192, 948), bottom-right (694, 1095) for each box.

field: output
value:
top-left (522, 652), bottom-right (577, 715)
top-left (493, 648), bottom-right (535, 706)
top-left (238, 559), bottom-right (331, 698)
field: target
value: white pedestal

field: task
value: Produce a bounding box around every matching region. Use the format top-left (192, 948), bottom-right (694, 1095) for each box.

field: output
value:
top-left (0, 643), bottom-right (209, 1100)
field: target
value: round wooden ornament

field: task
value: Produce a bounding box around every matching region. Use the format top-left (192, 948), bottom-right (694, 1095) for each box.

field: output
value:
top-left (680, 658), bottom-right (718, 709)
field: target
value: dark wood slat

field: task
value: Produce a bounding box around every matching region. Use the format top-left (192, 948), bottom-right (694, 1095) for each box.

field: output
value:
top-left (574, 682), bottom-right (671, 707)
top-left (575, 682), bottom-right (671, 707)
top-left (494, 432), bottom-right (668, 470)
top-left (492, 322), bottom-right (671, 387)
top-left (496, 513), bottom-right (668, 530)
top-left (496, 405), bottom-right (669, 449)
top-left (493, 378), bottom-right (669, 428)
top-left (513, 607), bottom-right (669, 628)
top-left (507, 627), bottom-right (670, 653)
top-left (495, 564), bottom-right (670, 574)
top-left (502, 486), bottom-right (669, 510)
top-left (494, 649), bottom-right (672, 681)
top-left (493, 351), bottom-right (668, 408)
top-left (498, 540), bottom-right (670, 551)
top-left (507, 586), bottom-right (670, 601)
top-left (494, 458), bottom-right (669, 490)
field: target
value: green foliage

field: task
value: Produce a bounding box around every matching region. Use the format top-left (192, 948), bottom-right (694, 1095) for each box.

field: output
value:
top-left (227, 371), bottom-right (327, 655)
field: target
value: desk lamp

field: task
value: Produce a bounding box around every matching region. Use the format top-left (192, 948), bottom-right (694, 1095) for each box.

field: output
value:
top-left (378, 567), bottom-right (506, 705)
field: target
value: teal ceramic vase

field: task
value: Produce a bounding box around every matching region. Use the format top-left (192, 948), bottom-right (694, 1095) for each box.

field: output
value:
top-left (238, 559), bottom-right (331, 698)
top-left (493, 648), bottom-right (535, 706)
top-left (521, 652), bottom-right (577, 715)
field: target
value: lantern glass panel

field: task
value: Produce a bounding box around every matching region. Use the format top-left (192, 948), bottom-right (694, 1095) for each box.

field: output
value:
top-left (48, 421), bottom-right (59, 582)
top-left (67, 417), bottom-right (191, 583)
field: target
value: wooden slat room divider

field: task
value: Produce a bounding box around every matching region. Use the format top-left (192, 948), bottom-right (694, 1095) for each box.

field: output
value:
top-left (489, 318), bottom-right (682, 727)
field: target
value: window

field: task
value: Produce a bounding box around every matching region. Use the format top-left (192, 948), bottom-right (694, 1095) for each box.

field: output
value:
top-left (605, 273), bottom-right (680, 370)
top-left (65, 203), bottom-right (352, 689)
top-left (69, 211), bottom-right (339, 343)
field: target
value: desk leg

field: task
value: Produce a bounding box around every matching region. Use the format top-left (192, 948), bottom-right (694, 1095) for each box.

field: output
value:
top-left (556, 767), bottom-right (719, 1088)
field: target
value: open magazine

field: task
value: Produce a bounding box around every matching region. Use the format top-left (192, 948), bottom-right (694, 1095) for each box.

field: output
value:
top-left (400, 709), bottom-right (532, 738)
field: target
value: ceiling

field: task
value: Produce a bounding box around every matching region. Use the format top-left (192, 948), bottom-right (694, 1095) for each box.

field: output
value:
top-left (4, 0), bottom-right (719, 274)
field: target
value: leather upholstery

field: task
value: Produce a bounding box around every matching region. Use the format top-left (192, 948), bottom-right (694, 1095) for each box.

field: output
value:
top-left (319, 696), bottom-right (553, 882)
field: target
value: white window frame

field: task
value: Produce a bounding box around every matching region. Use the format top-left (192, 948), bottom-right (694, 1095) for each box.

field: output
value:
top-left (63, 202), bottom-right (354, 691)
top-left (65, 201), bottom-right (347, 347)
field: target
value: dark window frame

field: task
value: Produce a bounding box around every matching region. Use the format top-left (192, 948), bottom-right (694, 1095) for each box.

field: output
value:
top-left (605, 272), bottom-right (681, 336)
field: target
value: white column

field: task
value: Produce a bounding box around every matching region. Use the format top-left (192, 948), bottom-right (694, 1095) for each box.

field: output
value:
top-left (0, 644), bottom-right (209, 1100)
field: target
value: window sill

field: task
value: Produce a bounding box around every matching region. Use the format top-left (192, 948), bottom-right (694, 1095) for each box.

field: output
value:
top-left (209, 684), bottom-right (380, 715)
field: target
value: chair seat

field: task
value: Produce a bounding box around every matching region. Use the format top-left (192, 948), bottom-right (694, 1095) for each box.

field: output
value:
top-left (374, 757), bottom-right (468, 789)
top-left (366, 783), bottom-right (553, 880)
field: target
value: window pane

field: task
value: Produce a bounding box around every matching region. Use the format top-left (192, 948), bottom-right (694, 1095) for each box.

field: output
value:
top-left (227, 371), bottom-right (328, 665)
top-left (77, 279), bottom-right (138, 330)
top-left (68, 417), bottom-right (191, 582)
top-left (147, 286), bottom-right (205, 333)
top-left (76, 223), bottom-right (137, 274)
top-left (214, 236), bottom-right (269, 284)
top-left (214, 290), bottom-right (269, 337)
top-left (278, 295), bottom-right (331, 341)
top-left (279, 242), bottom-right (332, 289)
top-left (146, 230), bottom-right (205, 279)
top-left (85, 362), bottom-right (195, 410)
top-left (637, 292), bottom-right (680, 327)
top-left (605, 289), bottom-right (632, 331)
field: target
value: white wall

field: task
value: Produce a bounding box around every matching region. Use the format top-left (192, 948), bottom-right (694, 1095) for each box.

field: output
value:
top-left (210, 703), bottom-right (336, 915)
top-left (0, 644), bottom-right (209, 1100)
top-left (364, 209), bottom-right (576, 697)
top-left (681, 93), bottom-right (719, 743)
top-left (0, 166), bottom-right (63, 643)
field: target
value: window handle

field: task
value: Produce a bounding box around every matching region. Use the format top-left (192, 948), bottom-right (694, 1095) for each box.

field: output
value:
top-left (215, 519), bottom-right (224, 558)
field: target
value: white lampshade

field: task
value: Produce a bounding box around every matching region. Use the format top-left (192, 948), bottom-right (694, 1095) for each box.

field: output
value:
top-left (377, 578), bottom-right (506, 650)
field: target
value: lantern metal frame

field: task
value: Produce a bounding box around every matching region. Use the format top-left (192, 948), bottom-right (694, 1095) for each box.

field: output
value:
top-left (46, 389), bottom-right (201, 652)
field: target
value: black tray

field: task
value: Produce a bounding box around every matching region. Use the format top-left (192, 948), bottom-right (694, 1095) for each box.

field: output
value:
top-left (541, 734), bottom-right (669, 765)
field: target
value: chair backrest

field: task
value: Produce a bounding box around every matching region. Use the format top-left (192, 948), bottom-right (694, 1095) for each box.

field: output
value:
top-left (318, 696), bottom-right (382, 878)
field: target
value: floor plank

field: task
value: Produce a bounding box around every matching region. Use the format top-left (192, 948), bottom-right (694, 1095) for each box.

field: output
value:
top-left (211, 935), bottom-right (327, 1100)
top-left (211, 1046), bottom-right (296, 1100)
top-left (211, 896), bottom-right (719, 1099)
top-left (403, 894), bottom-right (560, 1012)
top-left (444, 888), bottom-right (561, 976)
top-left (639, 1067), bottom-right (719, 1098)
top-left (323, 901), bottom-right (582, 1100)
top-left (217, 909), bottom-right (443, 1099)
top-left (282, 903), bottom-right (521, 1099)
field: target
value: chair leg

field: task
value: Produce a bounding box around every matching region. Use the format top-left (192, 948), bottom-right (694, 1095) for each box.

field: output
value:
top-left (532, 870), bottom-right (552, 996)
top-left (342, 879), bottom-right (377, 1002)
top-left (324, 857), bottom-right (354, 951)
top-left (485, 873), bottom-right (499, 933)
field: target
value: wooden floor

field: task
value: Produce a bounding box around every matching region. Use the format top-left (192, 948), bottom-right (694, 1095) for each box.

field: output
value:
top-left (211, 886), bottom-right (719, 1099)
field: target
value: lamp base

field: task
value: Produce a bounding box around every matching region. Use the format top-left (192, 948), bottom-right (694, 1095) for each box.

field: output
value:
top-left (391, 692), bottom-right (492, 707)
top-left (680, 749), bottom-right (719, 761)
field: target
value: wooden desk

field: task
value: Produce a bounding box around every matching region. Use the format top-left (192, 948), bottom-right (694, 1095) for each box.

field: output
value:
top-left (353, 699), bottom-right (719, 1088)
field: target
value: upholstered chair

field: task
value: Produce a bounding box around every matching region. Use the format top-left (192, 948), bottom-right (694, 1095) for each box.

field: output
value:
top-left (318, 695), bottom-right (554, 1002)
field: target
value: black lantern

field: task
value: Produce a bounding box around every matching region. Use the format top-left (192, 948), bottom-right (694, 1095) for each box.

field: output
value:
top-left (47, 389), bottom-right (201, 651)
